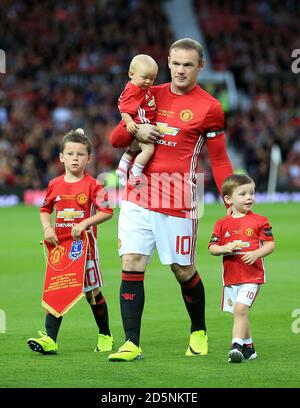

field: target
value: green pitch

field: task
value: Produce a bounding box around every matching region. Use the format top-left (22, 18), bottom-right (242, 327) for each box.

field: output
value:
top-left (0, 203), bottom-right (299, 388)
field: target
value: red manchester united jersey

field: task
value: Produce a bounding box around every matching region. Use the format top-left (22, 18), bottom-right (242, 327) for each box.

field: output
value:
top-left (118, 81), bottom-right (157, 124)
top-left (122, 82), bottom-right (231, 218)
top-left (208, 211), bottom-right (274, 285)
top-left (40, 173), bottom-right (112, 260)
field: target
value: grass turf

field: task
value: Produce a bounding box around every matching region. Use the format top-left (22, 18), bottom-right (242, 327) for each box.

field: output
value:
top-left (0, 203), bottom-right (299, 388)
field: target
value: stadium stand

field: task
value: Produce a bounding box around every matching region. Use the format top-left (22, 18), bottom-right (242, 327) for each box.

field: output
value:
top-left (194, 0), bottom-right (300, 191)
top-left (0, 0), bottom-right (299, 195)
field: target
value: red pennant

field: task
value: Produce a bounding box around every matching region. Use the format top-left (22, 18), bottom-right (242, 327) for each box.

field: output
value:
top-left (41, 232), bottom-right (89, 317)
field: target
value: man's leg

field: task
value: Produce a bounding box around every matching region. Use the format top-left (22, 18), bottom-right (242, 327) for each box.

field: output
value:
top-left (171, 263), bottom-right (208, 356)
top-left (109, 254), bottom-right (147, 362)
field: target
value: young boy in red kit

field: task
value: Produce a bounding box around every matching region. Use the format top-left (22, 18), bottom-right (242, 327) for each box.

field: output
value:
top-left (209, 174), bottom-right (275, 363)
top-left (27, 129), bottom-right (113, 355)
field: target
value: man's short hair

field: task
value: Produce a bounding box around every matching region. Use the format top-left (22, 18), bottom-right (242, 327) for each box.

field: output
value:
top-left (222, 174), bottom-right (255, 197)
top-left (169, 38), bottom-right (203, 62)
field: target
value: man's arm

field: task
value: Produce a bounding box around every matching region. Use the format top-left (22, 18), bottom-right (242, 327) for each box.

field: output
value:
top-left (110, 123), bottom-right (159, 148)
top-left (206, 134), bottom-right (233, 193)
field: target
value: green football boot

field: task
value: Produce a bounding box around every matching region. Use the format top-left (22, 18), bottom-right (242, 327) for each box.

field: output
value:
top-left (27, 330), bottom-right (58, 355)
top-left (94, 334), bottom-right (113, 352)
top-left (108, 340), bottom-right (143, 362)
top-left (186, 330), bottom-right (208, 356)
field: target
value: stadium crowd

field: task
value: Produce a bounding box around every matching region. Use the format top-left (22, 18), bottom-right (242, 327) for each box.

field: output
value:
top-left (195, 0), bottom-right (300, 190)
top-left (0, 0), bottom-right (299, 191)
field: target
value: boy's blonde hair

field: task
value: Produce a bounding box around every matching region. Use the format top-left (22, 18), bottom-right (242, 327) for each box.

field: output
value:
top-left (129, 54), bottom-right (158, 72)
top-left (60, 129), bottom-right (92, 155)
top-left (222, 174), bottom-right (255, 197)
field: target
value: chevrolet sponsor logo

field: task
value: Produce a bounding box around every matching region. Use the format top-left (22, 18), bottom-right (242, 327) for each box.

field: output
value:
top-left (156, 122), bottom-right (180, 137)
top-left (57, 208), bottom-right (85, 221)
top-left (232, 240), bottom-right (251, 248)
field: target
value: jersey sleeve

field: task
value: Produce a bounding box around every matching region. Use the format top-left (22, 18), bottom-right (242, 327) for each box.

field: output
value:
top-left (203, 101), bottom-right (224, 135)
top-left (92, 180), bottom-right (113, 215)
top-left (206, 133), bottom-right (233, 194)
top-left (118, 86), bottom-right (146, 116)
top-left (258, 217), bottom-right (274, 242)
top-left (110, 122), bottom-right (134, 148)
top-left (40, 183), bottom-right (54, 214)
top-left (208, 219), bottom-right (223, 247)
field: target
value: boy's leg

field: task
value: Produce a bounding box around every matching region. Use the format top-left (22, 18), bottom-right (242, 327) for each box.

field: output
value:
top-left (86, 288), bottom-right (113, 352)
top-left (27, 312), bottom-right (60, 355)
top-left (84, 260), bottom-right (112, 352)
top-left (117, 141), bottom-right (140, 185)
top-left (223, 284), bottom-right (259, 363)
top-left (228, 302), bottom-right (249, 363)
top-left (242, 329), bottom-right (257, 360)
top-left (235, 284), bottom-right (259, 360)
top-left (86, 288), bottom-right (111, 336)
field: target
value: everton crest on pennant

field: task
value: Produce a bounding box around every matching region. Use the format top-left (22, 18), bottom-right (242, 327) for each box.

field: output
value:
top-left (68, 239), bottom-right (84, 261)
top-left (41, 232), bottom-right (89, 317)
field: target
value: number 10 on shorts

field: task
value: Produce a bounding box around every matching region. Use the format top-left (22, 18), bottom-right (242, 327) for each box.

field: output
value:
top-left (176, 236), bottom-right (191, 255)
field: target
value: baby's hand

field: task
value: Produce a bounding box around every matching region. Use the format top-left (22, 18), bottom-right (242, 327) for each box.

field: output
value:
top-left (127, 121), bottom-right (139, 134)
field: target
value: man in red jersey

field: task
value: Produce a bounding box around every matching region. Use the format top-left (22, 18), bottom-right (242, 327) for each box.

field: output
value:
top-left (108, 38), bottom-right (233, 362)
top-left (209, 174), bottom-right (275, 363)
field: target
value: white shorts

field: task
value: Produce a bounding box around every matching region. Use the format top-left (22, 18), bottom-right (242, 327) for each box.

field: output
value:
top-left (84, 259), bottom-right (103, 293)
top-left (221, 283), bottom-right (260, 313)
top-left (118, 200), bottom-right (198, 265)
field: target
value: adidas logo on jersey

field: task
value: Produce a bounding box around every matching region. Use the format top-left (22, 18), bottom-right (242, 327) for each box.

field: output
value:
top-left (224, 231), bottom-right (231, 238)
top-left (55, 195), bottom-right (61, 202)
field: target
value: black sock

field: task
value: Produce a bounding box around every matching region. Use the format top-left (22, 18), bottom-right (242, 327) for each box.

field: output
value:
top-left (180, 271), bottom-right (206, 333)
top-left (90, 292), bottom-right (110, 336)
top-left (45, 313), bottom-right (62, 342)
top-left (120, 270), bottom-right (145, 347)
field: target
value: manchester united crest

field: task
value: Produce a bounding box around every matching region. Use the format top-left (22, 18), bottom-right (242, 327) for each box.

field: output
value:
top-left (77, 193), bottom-right (88, 205)
top-left (180, 109), bottom-right (194, 122)
top-left (245, 228), bottom-right (254, 237)
top-left (49, 245), bottom-right (65, 266)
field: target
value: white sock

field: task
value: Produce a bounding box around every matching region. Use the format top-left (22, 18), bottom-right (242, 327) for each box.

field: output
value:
top-left (232, 337), bottom-right (243, 346)
top-left (118, 157), bottom-right (132, 171)
top-left (243, 337), bottom-right (253, 346)
top-left (131, 162), bottom-right (144, 176)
